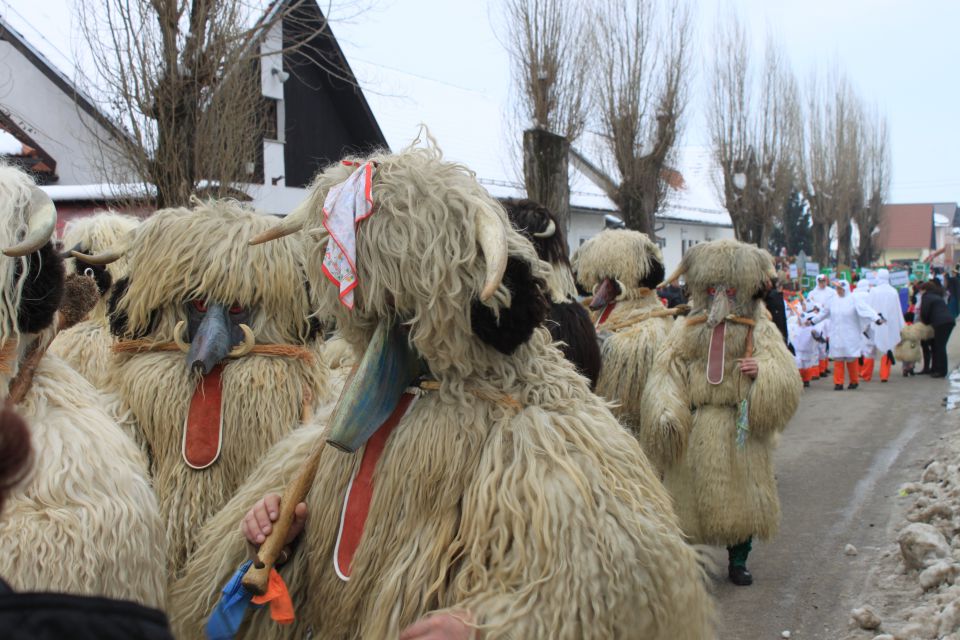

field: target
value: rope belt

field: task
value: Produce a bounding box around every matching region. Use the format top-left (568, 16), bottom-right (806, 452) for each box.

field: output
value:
top-left (112, 340), bottom-right (316, 365)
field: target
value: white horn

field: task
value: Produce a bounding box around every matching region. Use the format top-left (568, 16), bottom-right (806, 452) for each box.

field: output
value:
top-left (4, 186), bottom-right (57, 257)
top-left (249, 200), bottom-right (312, 246)
top-left (475, 207), bottom-right (508, 302)
top-left (228, 324), bottom-right (255, 357)
top-left (532, 219), bottom-right (556, 238)
top-left (173, 321), bottom-right (190, 353)
top-left (70, 248), bottom-right (125, 265)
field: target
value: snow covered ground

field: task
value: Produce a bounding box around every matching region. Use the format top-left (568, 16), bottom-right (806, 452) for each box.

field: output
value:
top-left (843, 370), bottom-right (960, 640)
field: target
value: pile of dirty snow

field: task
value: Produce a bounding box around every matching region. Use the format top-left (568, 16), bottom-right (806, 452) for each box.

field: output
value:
top-left (842, 432), bottom-right (960, 640)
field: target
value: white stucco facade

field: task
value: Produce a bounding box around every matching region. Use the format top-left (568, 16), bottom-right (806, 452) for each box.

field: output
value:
top-left (0, 32), bottom-right (131, 184)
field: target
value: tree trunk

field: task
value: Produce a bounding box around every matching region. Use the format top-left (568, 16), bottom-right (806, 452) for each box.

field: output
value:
top-left (615, 182), bottom-right (652, 236)
top-left (837, 219), bottom-right (853, 267)
top-left (523, 128), bottom-right (571, 234)
top-left (812, 221), bottom-right (829, 265)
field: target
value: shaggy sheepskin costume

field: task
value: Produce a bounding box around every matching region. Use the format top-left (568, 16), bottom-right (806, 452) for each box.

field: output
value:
top-left (0, 166), bottom-right (165, 607)
top-left (503, 199), bottom-right (600, 388)
top-left (573, 229), bottom-right (673, 435)
top-left (50, 211), bottom-right (140, 389)
top-left (640, 240), bottom-right (801, 557)
top-left (101, 201), bottom-right (332, 577)
top-left (169, 144), bottom-right (714, 639)
top-left (895, 322), bottom-right (934, 365)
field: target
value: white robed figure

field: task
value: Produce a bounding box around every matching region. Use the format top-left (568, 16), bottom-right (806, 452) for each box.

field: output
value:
top-left (866, 268), bottom-right (907, 382)
top-left (812, 280), bottom-right (881, 390)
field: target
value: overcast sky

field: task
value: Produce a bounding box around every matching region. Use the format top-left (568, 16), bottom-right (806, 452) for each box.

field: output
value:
top-left (331, 0), bottom-right (960, 206)
top-left (5, 0), bottom-right (959, 205)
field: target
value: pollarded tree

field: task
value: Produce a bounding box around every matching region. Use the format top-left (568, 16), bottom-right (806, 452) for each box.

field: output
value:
top-left (77, 0), bottom-right (365, 208)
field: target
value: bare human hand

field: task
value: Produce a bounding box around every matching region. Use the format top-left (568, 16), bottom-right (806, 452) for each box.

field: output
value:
top-left (399, 611), bottom-right (475, 640)
top-left (240, 493), bottom-right (308, 546)
top-left (738, 357), bottom-right (759, 379)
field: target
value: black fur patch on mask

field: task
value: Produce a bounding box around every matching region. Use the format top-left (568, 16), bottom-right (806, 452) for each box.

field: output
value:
top-left (547, 300), bottom-right (601, 389)
top-left (73, 256), bottom-right (113, 297)
top-left (15, 241), bottom-right (65, 334)
top-left (639, 258), bottom-right (666, 290)
top-left (108, 276), bottom-right (157, 339)
top-left (471, 256), bottom-right (549, 355)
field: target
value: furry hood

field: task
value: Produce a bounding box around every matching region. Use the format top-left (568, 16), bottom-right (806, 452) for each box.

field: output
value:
top-left (572, 229), bottom-right (665, 296)
top-left (110, 200), bottom-right (316, 346)
top-left (269, 141), bottom-right (552, 380)
top-left (666, 238), bottom-right (774, 317)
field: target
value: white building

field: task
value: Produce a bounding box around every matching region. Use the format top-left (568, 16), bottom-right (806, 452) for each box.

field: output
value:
top-left (3, 1), bottom-right (733, 272)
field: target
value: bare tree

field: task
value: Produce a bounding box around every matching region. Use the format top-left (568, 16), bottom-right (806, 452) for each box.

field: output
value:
top-left (709, 15), bottom-right (800, 248)
top-left (802, 68), bottom-right (867, 266)
top-left (854, 109), bottom-right (891, 264)
top-left (505, 0), bottom-right (592, 231)
top-left (588, 0), bottom-right (691, 238)
top-left (77, 0), bottom-right (368, 208)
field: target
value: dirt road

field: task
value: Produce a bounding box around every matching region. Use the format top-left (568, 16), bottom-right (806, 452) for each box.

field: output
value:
top-left (714, 335), bottom-right (960, 640)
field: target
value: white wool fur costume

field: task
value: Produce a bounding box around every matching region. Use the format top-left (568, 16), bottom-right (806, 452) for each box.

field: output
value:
top-left (895, 322), bottom-right (934, 364)
top-left (641, 239), bottom-right (802, 545)
top-left (169, 142), bottom-right (714, 639)
top-left (573, 229), bottom-right (672, 435)
top-left (0, 165), bottom-right (165, 607)
top-left (105, 201), bottom-right (333, 577)
top-left (50, 211), bottom-right (140, 389)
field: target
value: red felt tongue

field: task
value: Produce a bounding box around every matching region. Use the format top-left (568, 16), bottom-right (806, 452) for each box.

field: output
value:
top-left (707, 323), bottom-right (726, 385)
top-left (596, 301), bottom-right (617, 327)
top-left (182, 364), bottom-right (225, 469)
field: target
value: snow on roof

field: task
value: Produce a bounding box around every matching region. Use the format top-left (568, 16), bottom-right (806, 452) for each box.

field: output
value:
top-left (346, 59), bottom-right (616, 213)
top-left (40, 183), bottom-right (155, 202)
top-left (657, 146), bottom-right (732, 227)
top-left (0, 128), bottom-right (22, 155)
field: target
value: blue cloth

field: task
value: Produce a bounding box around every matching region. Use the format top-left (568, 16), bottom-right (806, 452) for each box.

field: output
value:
top-left (205, 561), bottom-right (262, 640)
top-left (899, 287), bottom-right (909, 314)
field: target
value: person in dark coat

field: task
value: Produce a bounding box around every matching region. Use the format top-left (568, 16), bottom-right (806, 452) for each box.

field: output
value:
top-left (763, 278), bottom-right (790, 346)
top-left (0, 408), bottom-right (174, 640)
top-left (919, 280), bottom-right (956, 378)
top-left (946, 265), bottom-right (960, 318)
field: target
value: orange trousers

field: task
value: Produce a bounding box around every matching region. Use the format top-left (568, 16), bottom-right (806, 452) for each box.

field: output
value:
top-left (879, 354), bottom-right (892, 381)
top-left (834, 360), bottom-right (859, 386)
top-left (819, 359), bottom-right (829, 375)
top-left (861, 355), bottom-right (892, 382)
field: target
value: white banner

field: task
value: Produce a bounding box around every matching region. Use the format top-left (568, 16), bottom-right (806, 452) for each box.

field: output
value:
top-left (889, 270), bottom-right (910, 287)
top-left (805, 262), bottom-right (820, 277)
top-left (788, 263), bottom-right (798, 279)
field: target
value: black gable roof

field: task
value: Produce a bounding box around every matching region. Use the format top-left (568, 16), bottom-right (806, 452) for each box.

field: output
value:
top-left (281, 1), bottom-right (388, 188)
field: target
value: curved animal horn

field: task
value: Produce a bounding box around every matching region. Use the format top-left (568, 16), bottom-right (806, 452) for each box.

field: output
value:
top-left (228, 324), bottom-right (255, 357)
top-left (4, 186), bottom-right (57, 257)
top-left (662, 264), bottom-right (686, 288)
top-left (532, 219), bottom-right (556, 239)
top-left (475, 207), bottom-right (508, 302)
top-left (70, 248), bottom-right (125, 265)
top-left (173, 321), bottom-right (190, 353)
top-left (249, 201), bottom-right (312, 246)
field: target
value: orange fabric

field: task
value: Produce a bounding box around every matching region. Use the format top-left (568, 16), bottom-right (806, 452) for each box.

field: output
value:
top-left (250, 568), bottom-right (295, 625)
top-left (861, 358), bottom-right (875, 382)
top-left (846, 361), bottom-right (859, 385)
top-left (336, 393), bottom-right (414, 579)
top-left (799, 367), bottom-right (810, 382)
top-left (833, 361), bottom-right (845, 385)
top-left (184, 364), bottom-right (223, 468)
top-left (820, 359), bottom-right (829, 374)
top-left (880, 354), bottom-right (892, 381)
top-left (806, 367), bottom-right (819, 381)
